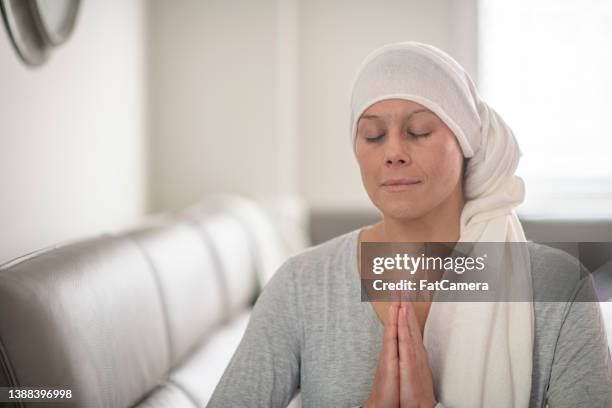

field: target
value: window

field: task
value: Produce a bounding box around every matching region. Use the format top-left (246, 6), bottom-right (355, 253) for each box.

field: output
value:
top-left (478, 0), bottom-right (612, 218)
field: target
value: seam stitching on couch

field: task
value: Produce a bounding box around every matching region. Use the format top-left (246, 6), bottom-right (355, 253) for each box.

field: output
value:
top-left (186, 220), bottom-right (232, 324)
top-left (230, 212), bottom-right (265, 300)
top-left (126, 237), bottom-right (175, 370)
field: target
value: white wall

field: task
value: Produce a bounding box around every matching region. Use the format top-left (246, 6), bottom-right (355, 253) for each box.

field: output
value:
top-left (0, 0), bottom-right (148, 264)
top-left (149, 0), bottom-right (296, 212)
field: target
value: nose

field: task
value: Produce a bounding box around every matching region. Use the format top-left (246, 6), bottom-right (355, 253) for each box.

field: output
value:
top-left (384, 131), bottom-right (412, 167)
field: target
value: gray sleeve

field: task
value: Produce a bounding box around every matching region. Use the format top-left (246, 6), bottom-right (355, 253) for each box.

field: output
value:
top-left (546, 274), bottom-right (612, 407)
top-left (207, 260), bottom-right (301, 408)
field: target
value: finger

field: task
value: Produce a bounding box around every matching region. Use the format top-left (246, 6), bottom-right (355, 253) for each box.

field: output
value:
top-left (404, 302), bottom-right (426, 353)
top-left (397, 303), bottom-right (416, 367)
top-left (398, 303), bottom-right (437, 407)
top-left (382, 302), bottom-right (399, 363)
top-left (403, 302), bottom-right (432, 380)
top-left (404, 302), bottom-right (421, 341)
top-left (398, 304), bottom-right (418, 405)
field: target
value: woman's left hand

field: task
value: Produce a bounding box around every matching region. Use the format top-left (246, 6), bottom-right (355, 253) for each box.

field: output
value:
top-left (397, 301), bottom-right (437, 408)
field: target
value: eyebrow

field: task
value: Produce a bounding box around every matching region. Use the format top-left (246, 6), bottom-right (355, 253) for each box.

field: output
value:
top-left (360, 108), bottom-right (431, 121)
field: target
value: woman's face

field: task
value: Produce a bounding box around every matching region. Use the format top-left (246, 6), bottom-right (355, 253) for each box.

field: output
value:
top-left (355, 99), bottom-right (465, 221)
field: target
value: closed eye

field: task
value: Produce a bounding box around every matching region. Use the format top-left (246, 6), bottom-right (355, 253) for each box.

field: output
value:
top-left (365, 134), bottom-right (384, 143)
top-left (408, 131), bottom-right (431, 139)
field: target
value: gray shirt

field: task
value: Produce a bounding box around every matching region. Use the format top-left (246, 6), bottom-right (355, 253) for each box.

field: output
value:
top-left (207, 229), bottom-right (612, 407)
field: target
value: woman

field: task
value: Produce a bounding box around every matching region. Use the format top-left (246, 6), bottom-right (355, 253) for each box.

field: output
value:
top-left (207, 42), bottom-right (612, 407)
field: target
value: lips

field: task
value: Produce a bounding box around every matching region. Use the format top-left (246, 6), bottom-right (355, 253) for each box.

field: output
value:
top-left (380, 178), bottom-right (422, 192)
top-left (381, 178), bottom-right (421, 186)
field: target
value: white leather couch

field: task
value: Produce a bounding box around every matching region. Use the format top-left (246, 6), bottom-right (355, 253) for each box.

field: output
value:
top-left (0, 195), bottom-right (308, 407)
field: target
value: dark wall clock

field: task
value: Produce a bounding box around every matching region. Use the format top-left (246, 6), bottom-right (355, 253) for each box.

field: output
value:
top-left (0, 0), bottom-right (80, 66)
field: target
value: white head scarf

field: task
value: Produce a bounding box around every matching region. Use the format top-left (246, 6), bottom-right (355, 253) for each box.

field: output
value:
top-left (350, 41), bottom-right (534, 408)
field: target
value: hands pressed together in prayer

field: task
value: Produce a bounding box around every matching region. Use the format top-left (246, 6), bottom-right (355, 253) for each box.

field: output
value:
top-left (364, 301), bottom-right (438, 408)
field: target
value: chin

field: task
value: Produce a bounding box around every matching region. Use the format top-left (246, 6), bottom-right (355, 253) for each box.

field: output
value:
top-left (376, 199), bottom-right (428, 221)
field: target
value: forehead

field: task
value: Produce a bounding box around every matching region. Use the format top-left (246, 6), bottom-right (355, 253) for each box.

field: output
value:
top-left (361, 98), bottom-right (432, 121)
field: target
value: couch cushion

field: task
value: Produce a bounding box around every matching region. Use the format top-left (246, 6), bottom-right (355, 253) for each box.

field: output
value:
top-left (125, 219), bottom-right (226, 366)
top-left (171, 309), bottom-right (251, 406)
top-left (0, 235), bottom-right (170, 407)
top-left (186, 212), bottom-right (259, 318)
top-left (182, 195), bottom-right (296, 286)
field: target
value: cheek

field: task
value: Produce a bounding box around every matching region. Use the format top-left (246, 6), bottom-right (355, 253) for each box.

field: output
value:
top-left (426, 138), bottom-right (463, 186)
top-left (355, 146), bottom-right (379, 184)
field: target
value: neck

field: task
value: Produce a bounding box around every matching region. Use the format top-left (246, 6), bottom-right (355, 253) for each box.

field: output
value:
top-left (378, 189), bottom-right (464, 243)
